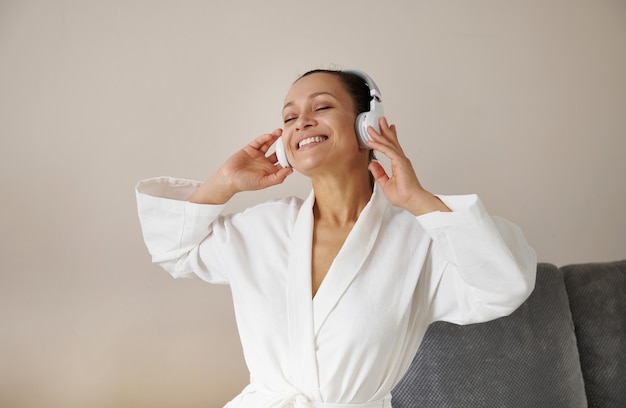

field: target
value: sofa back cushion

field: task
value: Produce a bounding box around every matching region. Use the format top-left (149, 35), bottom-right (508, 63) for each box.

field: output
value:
top-left (562, 260), bottom-right (626, 408)
top-left (391, 263), bottom-right (587, 407)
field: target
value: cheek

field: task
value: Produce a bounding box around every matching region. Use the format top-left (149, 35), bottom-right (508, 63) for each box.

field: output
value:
top-left (327, 114), bottom-right (355, 135)
top-left (281, 129), bottom-right (294, 148)
top-left (340, 120), bottom-right (359, 145)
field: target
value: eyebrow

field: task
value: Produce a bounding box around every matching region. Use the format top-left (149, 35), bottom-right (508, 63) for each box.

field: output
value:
top-left (282, 91), bottom-right (338, 111)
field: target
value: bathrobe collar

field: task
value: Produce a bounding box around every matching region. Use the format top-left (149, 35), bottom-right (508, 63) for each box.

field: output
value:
top-left (286, 184), bottom-right (388, 396)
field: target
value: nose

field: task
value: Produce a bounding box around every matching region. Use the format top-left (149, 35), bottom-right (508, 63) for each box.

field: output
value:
top-left (295, 111), bottom-right (316, 131)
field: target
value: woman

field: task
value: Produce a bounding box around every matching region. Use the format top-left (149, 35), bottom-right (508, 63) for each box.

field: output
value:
top-left (136, 69), bottom-right (537, 407)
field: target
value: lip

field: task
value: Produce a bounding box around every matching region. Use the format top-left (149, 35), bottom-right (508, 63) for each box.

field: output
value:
top-left (294, 133), bottom-right (329, 150)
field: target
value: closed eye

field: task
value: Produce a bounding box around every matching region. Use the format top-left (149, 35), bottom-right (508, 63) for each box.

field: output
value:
top-left (283, 106), bottom-right (331, 124)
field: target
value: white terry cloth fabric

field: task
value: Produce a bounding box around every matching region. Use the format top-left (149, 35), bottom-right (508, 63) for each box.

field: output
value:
top-left (136, 177), bottom-right (537, 407)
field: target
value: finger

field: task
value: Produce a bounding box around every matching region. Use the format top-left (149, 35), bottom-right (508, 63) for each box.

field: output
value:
top-left (366, 117), bottom-right (406, 163)
top-left (263, 167), bottom-right (293, 187)
top-left (366, 125), bottom-right (389, 147)
top-left (249, 134), bottom-right (271, 148)
top-left (367, 132), bottom-right (404, 159)
top-left (379, 117), bottom-right (399, 141)
top-left (264, 129), bottom-right (284, 151)
top-left (367, 120), bottom-right (396, 148)
top-left (250, 129), bottom-right (283, 150)
top-left (368, 161), bottom-right (389, 186)
top-left (266, 151), bottom-right (278, 163)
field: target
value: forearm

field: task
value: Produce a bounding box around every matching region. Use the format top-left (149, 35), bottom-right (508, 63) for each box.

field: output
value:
top-left (136, 177), bottom-right (228, 282)
top-left (187, 172), bottom-right (237, 204)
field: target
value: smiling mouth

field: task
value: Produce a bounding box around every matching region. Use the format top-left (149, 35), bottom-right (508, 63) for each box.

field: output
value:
top-left (298, 136), bottom-right (328, 149)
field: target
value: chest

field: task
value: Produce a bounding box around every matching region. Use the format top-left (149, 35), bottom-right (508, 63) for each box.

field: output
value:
top-left (311, 221), bottom-right (354, 298)
top-left (227, 207), bottom-right (432, 366)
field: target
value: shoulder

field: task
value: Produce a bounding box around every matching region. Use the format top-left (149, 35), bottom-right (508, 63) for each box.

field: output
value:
top-left (227, 195), bottom-right (304, 227)
top-left (242, 195), bottom-right (303, 214)
top-left (387, 204), bottom-right (428, 233)
top-left (373, 194), bottom-right (429, 240)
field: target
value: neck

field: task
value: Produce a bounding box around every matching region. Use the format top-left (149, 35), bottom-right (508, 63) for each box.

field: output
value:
top-left (311, 173), bottom-right (373, 226)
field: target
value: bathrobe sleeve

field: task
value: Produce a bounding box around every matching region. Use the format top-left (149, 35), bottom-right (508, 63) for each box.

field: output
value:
top-left (135, 176), bottom-right (231, 284)
top-left (417, 194), bottom-right (537, 325)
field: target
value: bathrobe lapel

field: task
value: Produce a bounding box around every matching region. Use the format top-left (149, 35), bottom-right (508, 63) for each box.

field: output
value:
top-left (286, 187), bottom-right (388, 395)
top-left (312, 185), bottom-right (387, 335)
top-left (286, 189), bottom-right (321, 399)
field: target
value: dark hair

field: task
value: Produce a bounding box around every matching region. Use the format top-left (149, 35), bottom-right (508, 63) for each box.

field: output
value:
top-left (296, 69), bottom-right (371, 116)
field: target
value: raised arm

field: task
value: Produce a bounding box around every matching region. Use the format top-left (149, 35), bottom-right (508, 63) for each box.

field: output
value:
top-left (366, 116), bottom-right (536, 324)
top-left (365, 117), bottom-right (450, 216)
top-left (188, 129), bottom-right (293, 204)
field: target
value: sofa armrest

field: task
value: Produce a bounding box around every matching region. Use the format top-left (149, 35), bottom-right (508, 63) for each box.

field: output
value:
top-left (562, 260), bottom-right (626, 408)
top-left (392, 263), bottom-right (587, 407)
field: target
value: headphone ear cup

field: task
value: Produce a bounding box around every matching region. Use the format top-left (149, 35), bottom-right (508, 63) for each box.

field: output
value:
top-left (355, 101), bottom-right (384, 148)
top-left (275, 137), bottom-right (292, 168)
top-left (355, 112), bottom-right (371, 148)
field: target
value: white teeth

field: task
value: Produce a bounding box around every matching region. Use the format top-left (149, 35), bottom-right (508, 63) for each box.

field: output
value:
top-left (298, 136), bottom-right (327, 148)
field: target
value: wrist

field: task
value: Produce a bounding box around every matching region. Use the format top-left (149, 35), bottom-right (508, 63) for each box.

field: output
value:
top-left (188, 176), bottom-right (237, 204)
top-left (405, 190), bottom-right (451, 216)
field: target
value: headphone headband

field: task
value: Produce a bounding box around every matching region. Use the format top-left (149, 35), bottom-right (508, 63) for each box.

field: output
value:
top-left (343, 69), bottom-right (383, 103)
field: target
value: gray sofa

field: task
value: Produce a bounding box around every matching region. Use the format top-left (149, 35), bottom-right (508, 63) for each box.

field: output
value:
top-left (391, 260), bottom-right (626, 408)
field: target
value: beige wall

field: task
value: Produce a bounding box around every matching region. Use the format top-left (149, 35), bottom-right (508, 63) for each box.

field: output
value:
top-left (1, 1), bottom-right (624, 406)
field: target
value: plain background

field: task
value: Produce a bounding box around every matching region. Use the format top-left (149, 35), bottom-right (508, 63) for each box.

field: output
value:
top-left (1, 1), bottom-right (624, 407)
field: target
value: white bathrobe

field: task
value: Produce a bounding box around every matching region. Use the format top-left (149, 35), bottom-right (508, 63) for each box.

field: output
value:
top-left (136, 177), bottom-right (537, 408)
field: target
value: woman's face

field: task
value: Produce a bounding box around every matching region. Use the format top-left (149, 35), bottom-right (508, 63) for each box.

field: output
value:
top-left (281, 73), bottom-right (366, 173)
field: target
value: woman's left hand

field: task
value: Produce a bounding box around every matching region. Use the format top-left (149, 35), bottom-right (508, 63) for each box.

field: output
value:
top-left (367, 117), bottom-right (450, 216)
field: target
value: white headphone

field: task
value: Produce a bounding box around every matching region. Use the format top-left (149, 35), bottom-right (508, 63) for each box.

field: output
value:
top-left (275, 69), bottom-right (384, 168)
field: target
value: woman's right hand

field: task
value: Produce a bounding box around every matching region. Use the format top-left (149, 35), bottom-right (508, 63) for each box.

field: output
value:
top-left (188, 129), bottom-right (293, 204)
